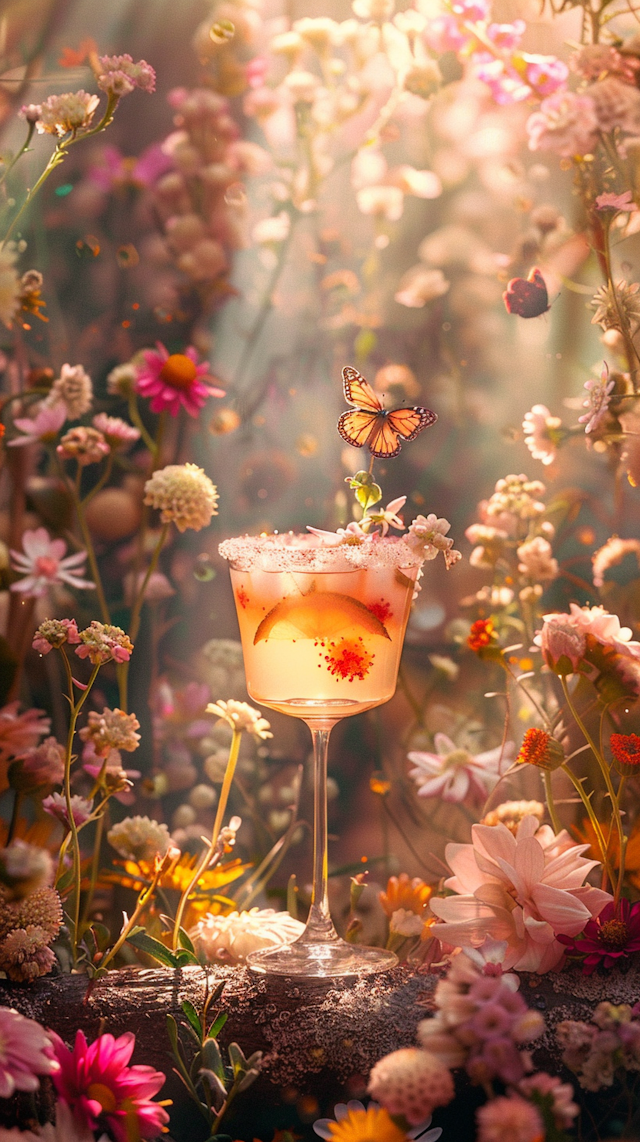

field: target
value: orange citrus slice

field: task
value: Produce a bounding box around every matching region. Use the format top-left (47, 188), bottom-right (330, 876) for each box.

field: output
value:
top-left (253, 591), bottom-right (390, 644)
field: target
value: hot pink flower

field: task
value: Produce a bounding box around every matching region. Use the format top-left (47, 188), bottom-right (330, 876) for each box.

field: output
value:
top-left (0, 1007), bottom-right (58, 1097)
top-left (430, 815), bottom-right (612, 973)
top-left (8, 403), bottom-right (66, 447)
top-left (10, 528), bottom-right (94, 598)
top-left (0, 702), bottom-right (50, 762)
top-left (50, 1029), bottom-right (169, 1142)
top-left (135, 342), bottom-right (225, 417)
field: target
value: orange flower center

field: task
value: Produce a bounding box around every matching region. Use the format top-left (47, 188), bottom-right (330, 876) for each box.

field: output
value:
top-left (611, 733), bottom-right (640, 767)
top-left (598, 918), bottom-right (629, 949)
top-left (86, 1082), bottom-right (118, 1113)
top-left (159, 353), bottom-right (198, 390)
top-left (517, 728), bottom-right (550, 767)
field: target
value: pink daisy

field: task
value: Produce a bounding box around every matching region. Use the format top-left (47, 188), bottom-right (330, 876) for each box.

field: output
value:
top-left (9, 402), bottom-right (66, 447)
top-left (0, 1007), bottom-right (59, 1097)
top-left (10, 528), bottom-right (94, 598)
top-left (50, 1029), bottom-right (169, 1142)
top-left (0, 702), bottom-right (50, 762)
top-left (135, 342), bottom-right (225, 417)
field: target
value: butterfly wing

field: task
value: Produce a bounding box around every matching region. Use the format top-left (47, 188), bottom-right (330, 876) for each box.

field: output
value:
top-left (503, 266), bottom-right (549, 318)
top-left (342, 366), bottom-right (383, 413)
top-left (386, 406), bottom-right (438, 441)
top-left (365, 415), bottom-right (404, 458)
top-left (338, 409), bottom-right (380, 449)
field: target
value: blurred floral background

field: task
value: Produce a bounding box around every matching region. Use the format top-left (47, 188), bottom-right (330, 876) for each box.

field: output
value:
top-left (3, 0), bottom-right (640, 1134)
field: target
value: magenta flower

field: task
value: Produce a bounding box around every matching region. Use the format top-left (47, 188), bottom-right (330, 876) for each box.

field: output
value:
top-left (558, 898), bottom-right (640, 974)
top-left (135, 342), bottom-right (225, 417)
top-left (10, 528), bottom-right (94, 598)
top-left (0, 702), bottom-right (50, 763)
top-left (50, 1029), bottom-right (169, 1142)
top-left (9, 402), bottom-right (66, 447)
top-left (0, 1007), bottom-right (58, 1097)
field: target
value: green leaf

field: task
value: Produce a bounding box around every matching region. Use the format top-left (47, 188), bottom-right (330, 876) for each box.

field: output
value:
top-left (207, 1012), bottom-right (227, 1039)
top-left (166, 1014), bottom-right (179, 1054)
top-left (181, 1000), bottom-right (203, 1040)
top-left (91, 922), bottom-right (111, 952)
top-left (201, 1036), bottom-right (225, 1080)
top-left (127, 931), bottom-right (179, 967)
top-left (177, 927), bottom-right (196, 953)
top-left (174, 948), bottom-right (199, 966)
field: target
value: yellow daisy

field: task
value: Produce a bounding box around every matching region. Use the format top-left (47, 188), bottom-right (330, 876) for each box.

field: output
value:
top-left (327, 1107), bottom-right (409, 1142)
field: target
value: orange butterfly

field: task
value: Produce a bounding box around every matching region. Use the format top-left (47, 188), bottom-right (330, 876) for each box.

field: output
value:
top-left (337, 366), bottom-right (437, 459)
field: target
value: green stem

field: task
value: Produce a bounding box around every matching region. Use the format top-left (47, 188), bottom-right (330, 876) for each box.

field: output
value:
top-left (80, 812), bottom-right (104, 929)
top-left (172, 728), bottom-right (241, 950)
top-left (2, 95), bottom-right (119, 249)
top-left (560, 762), bottom-right (614, 886)
top-left (60, 660), bottom-right (101, 962)
top-left (80, 454), bottom-right (113, 508)
top-left (117, 523), bottom-right (169, 711)
top-left (543, 770), bottom-right (562, 835)
top-left (601, 215), bottom-right (640, 388)
top-left (98, 866), bottom-right (162, 972)
top-left (127, 394), bottom-right (157, 454)
top-left (210, 1076), bottom-right (242, 1135)
top-left (561, 677), bottom-right (624, 897)
top-left (0, 123), bottom-right (36, 189)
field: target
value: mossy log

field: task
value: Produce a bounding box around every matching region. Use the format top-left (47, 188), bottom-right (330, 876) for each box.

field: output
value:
top-left (0, 963), bottom-right (436, 1138)
top-left (2, 962), bottom-right (640, 1140)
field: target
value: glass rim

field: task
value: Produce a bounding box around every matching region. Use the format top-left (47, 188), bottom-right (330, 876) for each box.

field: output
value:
top-left (218, 531), bottom-right (424, 572)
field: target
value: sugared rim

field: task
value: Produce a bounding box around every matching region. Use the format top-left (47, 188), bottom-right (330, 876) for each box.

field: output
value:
top-left (218, 532), bottom-right (424, 571)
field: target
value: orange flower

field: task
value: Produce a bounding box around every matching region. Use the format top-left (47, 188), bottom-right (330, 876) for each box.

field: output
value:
top-left (516, 728), bottom-right (565, 771)
top-left (610, 733), bottom-right (640, 777)
top-left (574, 817), bottom-right (640, 889)
top-left (379, 873), bottom-right (432, 918)
top-left (468, 618), bottom-right (495, 651)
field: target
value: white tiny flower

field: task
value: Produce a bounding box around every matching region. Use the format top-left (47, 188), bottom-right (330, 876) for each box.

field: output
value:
top-left (206, 699), bottom-right (272, 740)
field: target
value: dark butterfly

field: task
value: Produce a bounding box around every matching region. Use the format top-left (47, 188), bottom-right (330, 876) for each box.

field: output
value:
top-left (337, 366), bottom-right (437, 459)
top-left (503, 266), bottom-right (550, 318)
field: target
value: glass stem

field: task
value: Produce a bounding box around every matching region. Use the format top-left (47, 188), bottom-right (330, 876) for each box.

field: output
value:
top-left (300, 721), bottom-right (340, 944)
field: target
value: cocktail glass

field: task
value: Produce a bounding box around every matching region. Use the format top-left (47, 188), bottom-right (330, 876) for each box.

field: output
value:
top-left (219, 532), bottom-right (423, 977)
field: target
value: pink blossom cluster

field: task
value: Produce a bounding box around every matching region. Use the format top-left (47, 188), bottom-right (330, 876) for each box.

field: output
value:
top-left (33, 618), bottom-right (133, 665)
top-left (423, 0), bottom-right (567, 105)
top-left (527, 37), bottom-right (640, 156)
top-left (418, 944), bottom-right (544, 1085)
top-left (96, 54), bottom-right (156, 97)
top-left (557, 1001), bottom-right (640, 1092)
top-left (535, 603), bottom-right (640, 695)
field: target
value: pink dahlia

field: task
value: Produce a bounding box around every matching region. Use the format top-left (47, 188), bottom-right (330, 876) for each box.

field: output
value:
top-left (50, 1029), bottom-right (169, 1142)
top-left (135, 342), bottom-right (225, 417)
top-left (10, 528), bottom-right (93, 598)
top-left (430, 814), bottom-right (612, 973)
top-left (0, 1007), bottom-right (58, 1096)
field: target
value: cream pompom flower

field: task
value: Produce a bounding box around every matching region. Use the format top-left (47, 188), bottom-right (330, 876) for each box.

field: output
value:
top-left (368, 1048), bottom-right (454, 1125)
top-left (144, 463), bottom-right (218, 532)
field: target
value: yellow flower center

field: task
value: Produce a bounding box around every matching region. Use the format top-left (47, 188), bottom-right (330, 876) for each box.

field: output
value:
top-left (86, 1082), bottom-right (118, 1113)
top-left (444, 748), bottom-right (473, 769)
top-left (160, 353), bottom-right (198, 390)
top-left (599, 918), bottom-right (629, 949)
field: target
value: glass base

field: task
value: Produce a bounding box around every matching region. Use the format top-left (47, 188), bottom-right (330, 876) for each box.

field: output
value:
top-left (245, 938), bottom-right (398, 978)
